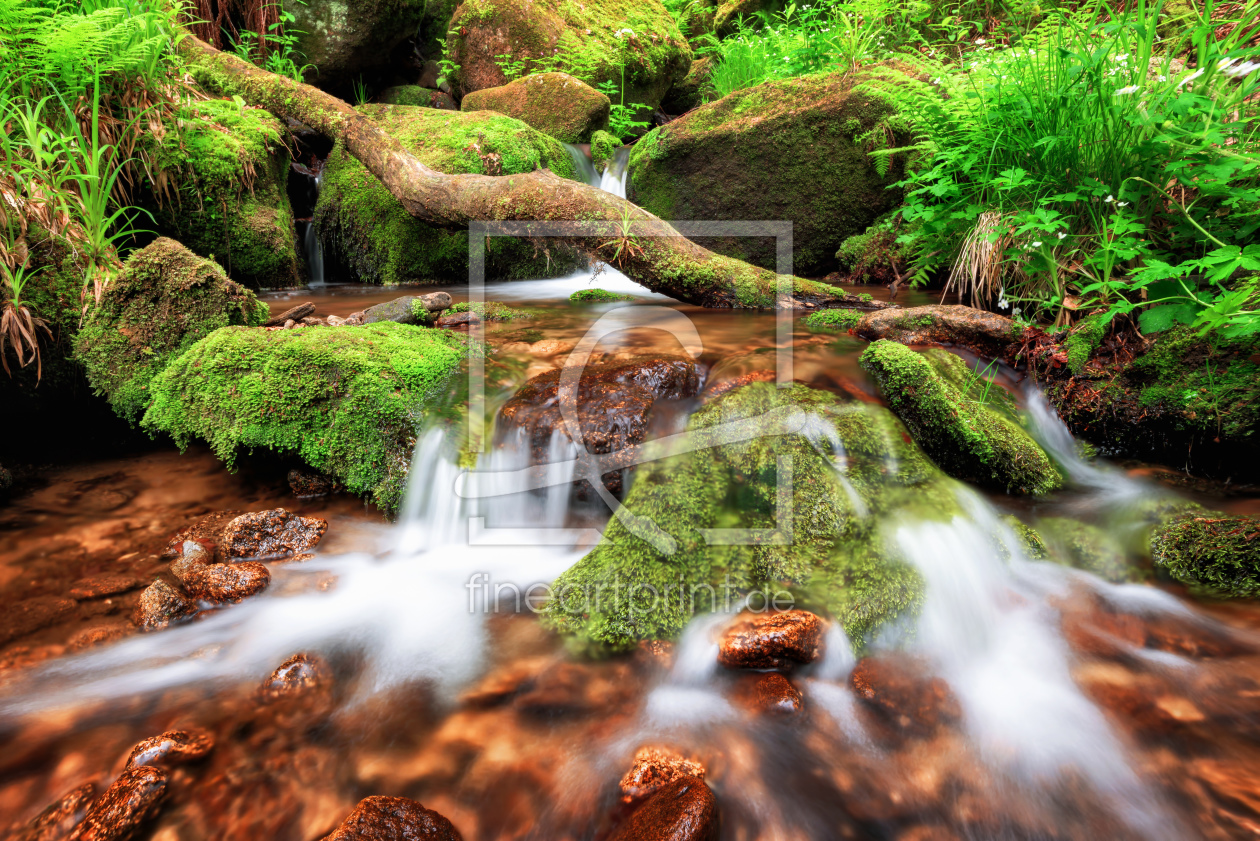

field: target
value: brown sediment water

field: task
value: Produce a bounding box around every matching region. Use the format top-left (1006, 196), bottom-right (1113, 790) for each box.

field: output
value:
top-left (2, 284), bottom-right (1260, 841)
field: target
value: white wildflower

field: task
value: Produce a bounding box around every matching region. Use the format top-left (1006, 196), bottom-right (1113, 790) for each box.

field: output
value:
top-left (1115, 84), bottom-right (1140, 95)
top-left (1117, 201), bottom-right (1130, 208)
top-left (1057, 231), bottom-right (1067, 240)
top-left (1032, 241), bottom-right (1042, 248)
top-left (1012, 306), bottom-right (1022, 318)
top-left (1223, 60), bottom-right (1260, 78)
top-left (976, 37), bottom-right (986, 44)
top-left (1217, 57), bottom-right (1238, 72)
top-left (1104, 194), bottom-right (1115, 203)
top-left (1178, 68), bottom-right (1205, 87)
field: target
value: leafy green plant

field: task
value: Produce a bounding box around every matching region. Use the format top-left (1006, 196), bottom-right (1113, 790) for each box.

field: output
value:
top-left (0, 261), bottom-right (51, 383)
top-left (352, 75), bottom-right (370, 106)
top-left (493, 52), bottom-right (530, 82)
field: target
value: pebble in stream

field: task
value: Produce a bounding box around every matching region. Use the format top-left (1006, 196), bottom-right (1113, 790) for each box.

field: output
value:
top-left (717, 609), bottom-right (825, 670)
top-left (619, 747), bottom-right (707, 804)
top-left (66, 767), bottom-right (167, 841)
top-left (849, 654), bottom-right (962, 740)
top-left (753, 673), bottom-right (804, 716)
top-left (607, 776), bottom-right (717, 841)
top-left (320, 796), bottom-right (463, 841)
top-left (171, 541), bottom-right (270, 603)
top-left (132, 580), bottom-right (197, 632)
top-left (258, 652), bottom-right (330, 701)
top-left (124, 730), bottom-right (214, 771)
top-left (220, 509), bottom-right (328, 561)
top-left (9, 782), bottom-right (97, 841)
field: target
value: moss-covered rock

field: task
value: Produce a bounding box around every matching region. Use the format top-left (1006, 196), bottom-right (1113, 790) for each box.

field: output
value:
top-left (569, 288), bottom-right (636, 303)
top-left (1063, 313), bottom-right (1109, 375)
top-left (149, 99), bottom-right (300, 289)
top-left (74, 238), bottom-right (269, 424)
top-left (543, 382), bottom-right (961, 652)
top-left (855, 305), bottom-right (1022, 360)
top-left (377, 86), bottom-right (456, 109)
top-left (315, 104), bottom-right (584, 285)
top-left (142, 322), bottom-right (474, 512)
top-left (804, 308), bottom-right (864, 332)
top-left (445, 0), bottom-right (691, 112)
top-left (860, 341), bottom-right (1062, 495)
top-left (1151, 513), bottom-right (1260, 597)
top-left (661, 56), bottom-right (715, 112)
top-left (292, 0), bottom-right (427, 93)
top-left (461, 73), bottom-right (610, 143)
top-left (1039, 517), bottom-right (1135, 583)
top-left (836, 210), bottom-right (913, 285)
top-left (589, 129), bottom-right (623, 172)
top-left (627, 72), bottom-right (902, 275)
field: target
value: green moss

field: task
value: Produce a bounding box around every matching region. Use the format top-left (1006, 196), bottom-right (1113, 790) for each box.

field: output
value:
top-left (1039, 517), bottom-right (1136, 583)
top-left (804, 308), bottom-right (864, 332)
top-left (860, 341), bottom-right (1063, 495)
top-left (661, 55), bottom-right (715, 112)
top-left (74, 239), bottom-right (269, 424)
top-left (543, 382), bottom-right (962, 652)
top-left (836, 211), bottom-right (912, 285)
top-left (142, 322), bottom-right (474, 512)
top-left (460, 73), bottom-right (610, 143)
top-left (315, 104), bottom-right (582, 286)
top-left (628, 71), bottom-right (902, 275)
top-left (589, 129), bottom-right (623, 171)
top-left (1151, 513), bottom-right (1260, 597)
top-left (148, 99), bottom-right (300, 288)
top-left (446, 301), bottom-right (538, 320)
top-left (1003, 516), bottom-right (1049, 561)
top-left (1064, 313), bottom-right (1109, 375)
top-left (1128, 326), bottom-right (1260, 442)
top-left (569, 288), bottom-right (635, 302)
top-left (377, 86), bottom-right (455, 108)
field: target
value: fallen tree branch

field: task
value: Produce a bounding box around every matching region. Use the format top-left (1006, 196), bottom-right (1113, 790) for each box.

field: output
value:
top-left (180, 36), bottom-right (876, 310)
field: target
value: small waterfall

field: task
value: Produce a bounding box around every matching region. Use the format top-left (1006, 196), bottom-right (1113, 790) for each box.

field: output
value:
top-left (564, 143), bottom-right (630, 198)
top-left (305, 173), bottom-right (326, 286)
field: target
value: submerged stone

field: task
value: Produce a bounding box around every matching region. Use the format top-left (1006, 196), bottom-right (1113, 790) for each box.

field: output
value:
top-left (1151, 513), bottom-right (1260, 598)
top-left (859, 341), bottom-right (1062, 495)
top-left (619, 747), bottom-right (707, 804)
top-left (66, 766), bottom-right (167, 841)
top-left (607, 776), bottom-right (717, 841)
top-left (753, 672), bottom-right (804, 716)
top-left (149, 99), bottom-right (300, 288)
top-left (124, 730), bottom-right (214, 771)
top-left (14, 782), bottom-right (97, 841)
top-left (628, 71), bottom-right (902, 275)
top-left (141, 323), bottom-right (474, 512)
top-left (74, 239), bottom-right (270, 424)
top-left (320, 795), bottom-right (463, 841)
top-left (259, 652), bottom-right (331, 701)
top-left (132, 580), bottom-right (197, 632)
top-left (1039, 517), bottom-right (1136, 583)
top-left (315, 104), bottom-right (583, 286)
top-left (849, 653), bottom-right (961, 738)
top-left (461, 73), bottom-right (610, 143)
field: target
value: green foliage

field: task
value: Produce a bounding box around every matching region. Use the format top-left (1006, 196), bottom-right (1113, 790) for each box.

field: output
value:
top-left (1064, 312), bottom-right (1109, 374)
top-left (803, 307), bottom-right (863, 331)
top-left (446, 301), bottom-right (538, 320)
top-left (860, 0), bottom-right (1260, 335)
top-left (142, 322), bottom-right (474, 513)
top-left (229, 2), bottom-right (313, 83)
top-left (569, 288), bottom-right (636, 302)
top-left (860, 340), bottom-right (1062, 494)
top-left (1151, 513), bottom-right (1260, 597)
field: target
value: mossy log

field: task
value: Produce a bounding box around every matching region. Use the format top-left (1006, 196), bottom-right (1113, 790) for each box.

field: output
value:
top-left (180, 36), bottom-right (857, 310)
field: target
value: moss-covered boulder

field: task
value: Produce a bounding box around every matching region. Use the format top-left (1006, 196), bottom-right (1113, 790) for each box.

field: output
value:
top-left (1038, 517), bottom-right (1135, 583)
top-left (445, 0), bottom-right (691, 111)
top-left (377, 86), bottom-right (456, 109)
top-left (1151, 513), bottom-right (1260, 597)
top-left (315, 104), bottom-right (584, 285)
top-left (860, 341), bottom-right (1062, 495)
top-left (292, 0), bottom-right (427, 93)
top-left (627, 72), bottom-right (902, 275)
top-left (856, 305), bottom-right (1022, 360)
top-left (543, 382), bottom-right (962, 652)
top-left (74, 239), bottom-right (269, 424)
top-left (570, 288), bottom-right (635, 303)
top-left (142, 322), bottom-right (474, 512)
top-left (804, 308), bottom-right (865, 332)
top-left (589, 129), bottom-right (623, 172)
top-left (461, 73), bottom-right (610, 143)
top-left (661, 56), bottom-right (715, 112)
top-left (150, 99), bottom-right (300, 289)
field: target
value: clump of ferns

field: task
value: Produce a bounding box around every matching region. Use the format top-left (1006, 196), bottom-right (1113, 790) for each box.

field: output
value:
top-left (599, 206), bottom-right (645, 268)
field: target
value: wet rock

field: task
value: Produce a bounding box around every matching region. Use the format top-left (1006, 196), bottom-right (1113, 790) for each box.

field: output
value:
top-left (67, 577), bottom-right (143, 601)
top-left (461, 73), bottom-right (610, 143)
top-left (265, 301), bottom-right (316, 327)
top-left (288, 468), bottom-right (338, 497)
top-left (363, 296), bottom-right (432, 327)
top-left (717, 610), bottom-right (825, 670)
top-left (1039, 517), bottom-right (1134, 582)
top-left (607, 776), bottom-right (717, 841)
top-left (849, 654), bottom-right (961, 738)
top-left (860, 341), bottom-right (1062, 495)
top-left (619, 746), bottom-right (706, 804)
top-left (11, 782), bottom-right (97, 841)
top-left (855, 305), bottom-right (1021, 359)
top-left (171, 540), bottom-right (270, 603)
top-left (319, 795), bottom-right (462, 841)
top-left (67, 625), bottom-right (131, 652)
top-left (258, 653), bottom-right (330, 701)
top-left (220, 508), bottom-right (327, 561)
top-left (1151, 513), bottom-right (1260, 598)
top-left (290, 0), bottom-right (426, 92)
top-left (326, 314), bottom-right (348, 327)
top-left (283, 319), bottom-right (296, 329)
top-left (753, 673), bottom-right (804, 716)
top-left (124, 730), bottom-right (214, 770)
top-left (497, 354), bottom-right (701, 494)
top-left (435, 311), bottom-right (480, 329)
top-left (66, 766), bottom-right (167, 841)
top-left (418, 292), bottom-right (452, 312)
top-left (162, 511), bottom-right (241, 558)
top-left (0, 596), bottom-right (78, 645)
top-left (526, 339), bottom-right (575, 357)
top-left (132, 580), bottom-right (197, 632)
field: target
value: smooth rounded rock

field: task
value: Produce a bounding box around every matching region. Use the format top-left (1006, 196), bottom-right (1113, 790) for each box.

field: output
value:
top-left (619, 746), bottom-right (706, 803)
top-left (12, 782), bottom-right (97, 841)
top-left (717, 610), bottom-right (825, 670)
top-left (220, 508), bottom-right (327, 560)
top-left (132, 581), bottom-right (196, 632)
top-left (66, 766), bottom-right (167, 841)
top-left (754, 673), bottom-right (803, 716)
top-left (259, 652), bottom-right (330, 701)
top-left (607, 776), bottom-right (717, 841)
top-left (319, 795), bottom-right (463, 841)
top-left (124, 730), bottom-right (214, 770)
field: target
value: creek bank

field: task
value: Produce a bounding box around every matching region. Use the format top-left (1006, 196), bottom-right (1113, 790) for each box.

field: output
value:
top-left (628, 71), bottom-right (903, 275)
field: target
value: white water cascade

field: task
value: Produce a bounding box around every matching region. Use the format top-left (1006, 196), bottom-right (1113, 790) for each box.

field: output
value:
top-left (304, 173), bottom-right (326, 286)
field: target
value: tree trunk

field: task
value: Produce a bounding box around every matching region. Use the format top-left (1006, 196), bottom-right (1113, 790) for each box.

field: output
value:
top-left (181, 36), bottom-right (883, 310)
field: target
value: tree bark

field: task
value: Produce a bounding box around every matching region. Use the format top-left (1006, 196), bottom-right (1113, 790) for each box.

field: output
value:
top-left (181, 36), bottom-right (884, 310)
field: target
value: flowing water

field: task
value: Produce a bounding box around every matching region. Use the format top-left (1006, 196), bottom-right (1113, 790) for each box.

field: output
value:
top-left (3, 155), bottom-right (1260, 839)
